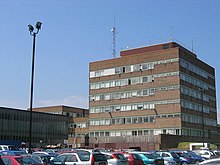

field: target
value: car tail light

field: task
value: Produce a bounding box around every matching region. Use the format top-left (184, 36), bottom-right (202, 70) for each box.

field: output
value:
top-left (112, 154), bottom-right (118, 159)
top-left (91, 155), bottom-right (95, 165)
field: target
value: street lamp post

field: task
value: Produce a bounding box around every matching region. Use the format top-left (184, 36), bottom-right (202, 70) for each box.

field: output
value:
top-left (28, 21), bottom-right (42, 153)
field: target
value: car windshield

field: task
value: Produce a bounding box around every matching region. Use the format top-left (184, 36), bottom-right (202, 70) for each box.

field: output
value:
top-left (189, 151), bottom-right (200, 157)
top-left (151, 153), bottom-right (160, 158)
top-left (76, 151), bottom-right (90, 161)
top-left (16, 157), bottom-right (42, 165)
top-left (143, 153), bottom-right (156, 159)
top-left (42, 156), bottom-right (63, 164)
top-left (171, 152), bottom-right (179, 158)
top-left (179, 153), bottom-right (190, 157)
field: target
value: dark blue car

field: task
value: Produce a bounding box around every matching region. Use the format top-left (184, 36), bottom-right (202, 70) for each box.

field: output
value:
top-left (0, 150), bottom-right (28, 156)
top-left (188, 151), bottom-right (204, 163)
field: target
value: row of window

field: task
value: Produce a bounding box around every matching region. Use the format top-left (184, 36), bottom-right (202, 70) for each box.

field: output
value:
top-left (75, 128), bottom-right (215, 138)
top-left (90, 99), bottom-right (180, 113)
top-left (180, 86), bottom-right (213, 102)
top-left (90, 70), bottom-right (215, 93)
top-left (89, 114), bottom-right (180, 126)
top-left (89, 112), bottom-right (216, 127)
top-left (181, 100), bottom-right (215, 113)
top-left (180, 72), bottom-right (215, 90)
top-left (69, 122), bottom-right (88, 128)
top-left (182, 128), bottom-right (213, 138)
top-left (180, 59), bottom-right (214, 79)
top-left (87, 128), bottom-right (181, 137)
top-left (182, 113), bottom-right (217, 126)
top-left (90, 85), bottom-right (180, 101)
top-left (90, 71), bottom-right (179, 90)
top-left (90, 57), bottom-right (214, 82)
top-left (62, 112), bottom-right (84, 117)
top-left (90, 58), bottom-right (179, 78)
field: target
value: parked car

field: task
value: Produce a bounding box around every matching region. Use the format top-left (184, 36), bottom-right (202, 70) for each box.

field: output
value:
top-left (1, 155), bottom-right (43, 165)
top-left (124, 153), bottom-right (144, 165)
top-left (57, 150), bottom-right (108, 165)
top-left (197, 150), bottom-right (215, 159)
top-left (212, 150), bottom-right (220, 157)
top-left (131, 152), bottom-right (164, 165)
top-left (0, 150), bottom-right (28, 156)
top-left (156, 151), bottom-right (180, 165)
top-left (150, 152), bottom-right (176, 165)
top-left (101, 152), bottom-right (128, 165)
top-left (187, 151), bottom-right (204, 164)
top-left (177, 153), bottom-right (195, 165)
top-left (32, 151), bottom-right (58, 157)
top-left (171, 151), bottom-right (196, 165)
top-left (33, 154), bottom-right (64, 165)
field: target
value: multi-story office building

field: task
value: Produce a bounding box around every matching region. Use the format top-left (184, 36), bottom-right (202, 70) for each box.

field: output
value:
top-left (0, 106), bottom-right (68, 146)
top-left (89, 42), bottom-right (217, 149)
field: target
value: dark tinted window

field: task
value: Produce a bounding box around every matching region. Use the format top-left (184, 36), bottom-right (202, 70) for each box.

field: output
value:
top-left (143, 154), bottom-right (155, 159)
top-left (170, 152), bottom-right (179, 158)
top-left (2, 158), bottom-right (12, 165)
top-left (93, 153), bottom-right (107, 161)
top-left (132, 154), bottom-right (142, 160)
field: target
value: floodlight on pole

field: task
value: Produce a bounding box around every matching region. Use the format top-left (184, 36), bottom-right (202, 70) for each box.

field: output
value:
top-left (28, 21), bottom-right (42, 154)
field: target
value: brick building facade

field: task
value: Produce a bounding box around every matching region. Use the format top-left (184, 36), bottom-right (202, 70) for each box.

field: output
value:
top-left (88, 42), bottom-right (218, 150)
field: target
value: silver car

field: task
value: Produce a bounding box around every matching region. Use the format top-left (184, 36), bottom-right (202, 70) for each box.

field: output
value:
top-left (58, 149), bottom-right (108, 165)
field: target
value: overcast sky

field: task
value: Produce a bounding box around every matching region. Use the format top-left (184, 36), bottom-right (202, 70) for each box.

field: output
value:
top-left (0, 0), bottom-right (219, 121)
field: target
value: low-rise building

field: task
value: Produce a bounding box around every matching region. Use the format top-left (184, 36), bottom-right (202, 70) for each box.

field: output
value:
top-left (33, 105), bottom-right (89, 147)
top-left (0, 106), bottom-right (68, 147)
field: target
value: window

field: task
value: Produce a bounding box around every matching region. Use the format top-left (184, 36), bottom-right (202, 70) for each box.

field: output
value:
top-left (126, 118), bottom-right (131, 124)
top-left (133, 118), bottom-right (138, 123)
top-left (100, 132), bottom-right (105, 136)
top-left (115, 67), bottom-right (122, 74)
top-left (143, 77), bottom-right (148, 82)
top-left (137, 104), bottom-right (143, 110)
top-left (132, 131), bottom-right (137, 136)
top-left (143, 117), bottom-right (149, 122)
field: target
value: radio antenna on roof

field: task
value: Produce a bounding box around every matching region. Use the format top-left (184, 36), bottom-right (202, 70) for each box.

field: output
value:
top-left (170, 23), bottom-right (173, 41)
top-left (191, 37), bottom-right (194, 52)
top-left (111, 16), bottom-right (116, 58)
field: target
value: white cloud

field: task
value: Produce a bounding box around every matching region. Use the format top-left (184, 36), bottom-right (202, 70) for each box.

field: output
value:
top-left (35, 95), bottom-right (89, 109)
top-left (0, 99), bottom-right (28, 110)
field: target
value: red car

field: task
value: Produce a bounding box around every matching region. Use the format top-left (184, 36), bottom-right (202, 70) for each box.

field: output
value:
top-left (1, 155), bottom-right (43, 165)
top-left (124, 153), bottom-right (144, 165)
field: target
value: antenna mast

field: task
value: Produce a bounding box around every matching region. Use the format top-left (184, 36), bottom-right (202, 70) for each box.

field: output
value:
top-left (111, 17), bottom-right (116, 58)
top-left (170, 23), bottom-right (173, 41)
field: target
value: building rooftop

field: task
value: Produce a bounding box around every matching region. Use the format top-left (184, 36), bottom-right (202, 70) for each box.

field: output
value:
top-left (120, 41), bottom-right (197, 58)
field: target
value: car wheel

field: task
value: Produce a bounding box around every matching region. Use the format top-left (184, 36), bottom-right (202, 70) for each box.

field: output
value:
top-left (195, 161), bottom-right (200, 164)
top-left (181, 162), bottom-right (188, 165)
